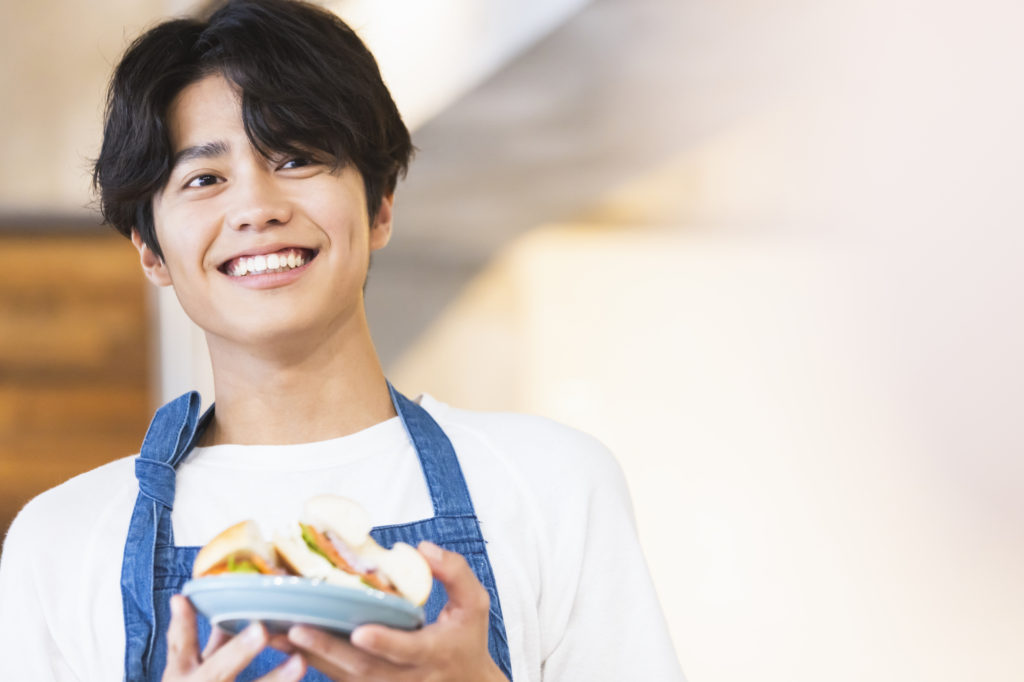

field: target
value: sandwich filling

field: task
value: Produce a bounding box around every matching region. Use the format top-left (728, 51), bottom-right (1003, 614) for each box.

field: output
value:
top-left (299, 522), bottom-right (396, 594)
top-left (200, 550), bottom-right (281, 576)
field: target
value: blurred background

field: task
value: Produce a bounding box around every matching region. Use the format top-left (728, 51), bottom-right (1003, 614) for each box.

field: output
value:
top-left (2, 0), bottom-right (1022, 680)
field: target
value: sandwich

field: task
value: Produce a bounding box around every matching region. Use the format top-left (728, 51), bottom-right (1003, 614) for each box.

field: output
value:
top-left (275, 495), bottom-right (433, 606)
top-left (192, 496), bottom-right (433, 607)
top-left (193, 520), bottom-right (284, 577)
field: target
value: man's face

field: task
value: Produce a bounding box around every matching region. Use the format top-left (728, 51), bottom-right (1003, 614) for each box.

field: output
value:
top-left (137, 74), bottom-right (392, 350)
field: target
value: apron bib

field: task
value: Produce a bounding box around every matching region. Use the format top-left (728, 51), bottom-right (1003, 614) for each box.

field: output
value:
top-left (120, 386), bottom-right (512, 681)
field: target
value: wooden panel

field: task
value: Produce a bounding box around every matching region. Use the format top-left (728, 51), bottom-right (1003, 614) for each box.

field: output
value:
top-left (0, 232), bottom-right (152, 549)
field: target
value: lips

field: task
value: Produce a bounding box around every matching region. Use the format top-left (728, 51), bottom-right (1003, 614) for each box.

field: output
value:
top-left (219, 247), bottom-right (317, 277)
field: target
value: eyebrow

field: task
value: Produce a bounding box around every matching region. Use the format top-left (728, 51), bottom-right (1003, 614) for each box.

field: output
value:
top-left (170, 140), bottom-right (230, 170)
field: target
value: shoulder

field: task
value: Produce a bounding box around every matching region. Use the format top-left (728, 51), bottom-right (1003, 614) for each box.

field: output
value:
top-left (419, 394), bottom-right (625, 489)
top-left (0, 457), bottom-right (138, 680)
top-left (2, 455), bottom-right (139, 606)
top-left (12, 454), bottom-right (138, 523)
top-left (416, 396), bottom-right (634, 535)
top-left (4, 455), bottom-right (139, 565)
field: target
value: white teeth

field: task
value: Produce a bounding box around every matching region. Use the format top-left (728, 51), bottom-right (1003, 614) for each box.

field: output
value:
top-left (226, 250), bottom-right (310, 277)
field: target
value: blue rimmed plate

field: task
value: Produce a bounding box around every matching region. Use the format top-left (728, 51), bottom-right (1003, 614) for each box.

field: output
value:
top-left (182, 575), bottom-right (425, 637)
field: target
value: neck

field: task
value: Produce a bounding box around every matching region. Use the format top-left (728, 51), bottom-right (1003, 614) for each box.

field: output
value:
top-left (200, 310), bottom-right (397, 446)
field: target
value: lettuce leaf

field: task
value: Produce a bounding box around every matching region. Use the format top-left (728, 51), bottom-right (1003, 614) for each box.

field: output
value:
top-left (300, 523), bottom-right (331, 562)
top-left (226, 554), bottom-right (260, 574)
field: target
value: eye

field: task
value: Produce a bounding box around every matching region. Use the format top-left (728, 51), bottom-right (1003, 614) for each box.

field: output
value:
top-left (185, 173), bottom-right (221, 188)
top-left (279, 157), bottom-right (315, 170)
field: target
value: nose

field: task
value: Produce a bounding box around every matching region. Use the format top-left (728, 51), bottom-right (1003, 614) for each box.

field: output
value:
top-left (224, 171), bottom-right (293, 231)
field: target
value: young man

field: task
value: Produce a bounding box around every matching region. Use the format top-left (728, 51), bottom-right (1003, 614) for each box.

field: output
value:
top-left (0, 1), bottom-right (683, 680)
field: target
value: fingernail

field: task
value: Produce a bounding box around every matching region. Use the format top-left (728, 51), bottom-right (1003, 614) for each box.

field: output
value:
top-left (418, 540), bottom-right (442, 561)
top-left (289, 626), bottom-right (313, 647)
top-left (244, 622), bottom-right (265, 645)
top-left (350, 627), bottom-right (372, 649)
top-left (283, 653), bottom-right (304, 674)
top-left (168, 595), bottom-right (180, 615)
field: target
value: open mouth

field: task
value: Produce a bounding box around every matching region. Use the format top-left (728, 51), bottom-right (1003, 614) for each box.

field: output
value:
top-left (219, 247), bottom-right (318, 277)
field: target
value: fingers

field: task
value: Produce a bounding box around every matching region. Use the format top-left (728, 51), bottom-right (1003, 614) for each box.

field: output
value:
top-left (288, 625), bottom-right (394, 679)
top-left (200, 626), bottom-right (231, 661)
top-left (165, 595), bottom-right (201, 675)
top-left (198, 622), bottom-right (269, 681)
top-left (267, 632), bottom-right (298, 655)
top-left (346, 544), bottom-right (490, 669)
top-left (417, 541), bottom-right (490, 616)
top-left (164, 594), bottom-right (303, 681)
top-left (350, 624), bottom-right (426, 666)
top-left (282, 547), bottom-right (492, 678)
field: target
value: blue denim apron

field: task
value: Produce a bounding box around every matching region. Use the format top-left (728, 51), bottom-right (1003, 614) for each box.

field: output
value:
top-left (121, 386), bottom-right (512, 681)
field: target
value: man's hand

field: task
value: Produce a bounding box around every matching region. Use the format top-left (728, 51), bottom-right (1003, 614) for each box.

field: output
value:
top-left (282, 541), bottom-right (507, 681)
top-left (162, 594), bottom-right (307, 682)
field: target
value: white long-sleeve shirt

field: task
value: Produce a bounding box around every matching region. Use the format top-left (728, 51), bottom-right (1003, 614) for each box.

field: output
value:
top-left (0, 395), bottom-right (683, 681)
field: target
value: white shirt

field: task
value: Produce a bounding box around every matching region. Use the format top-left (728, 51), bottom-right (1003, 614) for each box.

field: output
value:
top-left (0, 395), bottom-right (683, 681)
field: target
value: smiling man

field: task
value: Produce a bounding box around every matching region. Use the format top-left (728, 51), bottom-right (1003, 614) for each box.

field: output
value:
top-left (0, 1), bottom-right (684, 680)
top-left (135, 70), bottom-right (398, 450)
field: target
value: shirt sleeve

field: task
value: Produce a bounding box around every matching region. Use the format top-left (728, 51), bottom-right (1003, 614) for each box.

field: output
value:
top-left (539, 439), bottom-right (686, 681)
top-left (0, 502), bottom-right (81, 681)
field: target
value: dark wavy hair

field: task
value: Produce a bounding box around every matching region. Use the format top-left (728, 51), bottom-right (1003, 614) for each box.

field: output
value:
top-left (92, 0), bottom-right (413, 260)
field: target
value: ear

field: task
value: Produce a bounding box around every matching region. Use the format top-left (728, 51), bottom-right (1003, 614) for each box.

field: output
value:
top-left (131, 229), bottom-right (173, 287)
top-left (369, 193), bottom-right (394, 252)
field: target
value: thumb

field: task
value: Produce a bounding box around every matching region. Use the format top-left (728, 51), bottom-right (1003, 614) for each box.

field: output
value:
top-left (417, 541), bottom-right (490, 616)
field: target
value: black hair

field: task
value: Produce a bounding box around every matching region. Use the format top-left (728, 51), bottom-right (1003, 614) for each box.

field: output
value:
top-left (92, 0), bottom-right (413, 259)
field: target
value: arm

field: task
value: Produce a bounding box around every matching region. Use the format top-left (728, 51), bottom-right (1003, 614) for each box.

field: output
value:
top-left (0, 507), bottom-right (79, 680)
top-left (540, 443), bottom-right (686, 681)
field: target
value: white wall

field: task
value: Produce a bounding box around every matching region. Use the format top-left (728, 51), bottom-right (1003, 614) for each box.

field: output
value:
top-left (327, 0), bottom-right (591, 130)
top-left (0, 0), bottom-right (165, 214)
top-left (389, 1), bottom-right (1024, 679)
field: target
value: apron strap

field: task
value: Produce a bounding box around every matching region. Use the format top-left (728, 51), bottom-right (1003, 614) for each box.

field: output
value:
top-left (123, 391), bottom-right (209, 680)
top-left (138, 391), bottom-right (206, 468)
top-left (133, 392), bottom-right (213, 510)
top-left (388, 383), bottom-right (476, 518)
top-left (134, 460), bottom-right (177, 509)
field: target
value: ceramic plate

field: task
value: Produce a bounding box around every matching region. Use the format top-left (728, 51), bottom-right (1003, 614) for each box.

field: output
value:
top-left (182, 575), bottom-right (425, 637)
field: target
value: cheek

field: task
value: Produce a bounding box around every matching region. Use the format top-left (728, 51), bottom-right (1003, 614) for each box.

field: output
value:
top-left (156, 208), bottom-right (216, 274)
top-left (314, 174), bottom-right (370, 231)
top-left (314, 199), bottom-right (368, 249)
